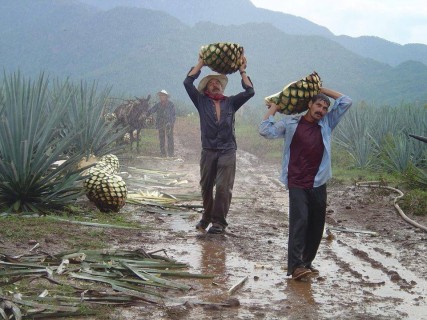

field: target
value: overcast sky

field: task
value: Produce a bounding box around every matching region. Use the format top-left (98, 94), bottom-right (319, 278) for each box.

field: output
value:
top-left (250, 0), bottom-right (427, 45)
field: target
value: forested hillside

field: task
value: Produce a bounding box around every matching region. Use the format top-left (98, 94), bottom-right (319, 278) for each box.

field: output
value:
top-left (79, 0), bottom-right (427, 67)
top-left (1, 0), bottom-right (427, 106)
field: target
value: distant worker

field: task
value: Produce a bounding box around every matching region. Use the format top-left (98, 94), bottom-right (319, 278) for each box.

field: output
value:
top-left (146, 90), bottom-right (176, 157)
top-left (259, 87), bottom-right (352, 280)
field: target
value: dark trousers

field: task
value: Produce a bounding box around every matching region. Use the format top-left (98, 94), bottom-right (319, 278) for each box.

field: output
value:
top-left (158, 123), bottom-right (174, 157)
top-left (287, 184), bottom-right (327, 275)
top-left (199, 149), bottom-right (236, 228)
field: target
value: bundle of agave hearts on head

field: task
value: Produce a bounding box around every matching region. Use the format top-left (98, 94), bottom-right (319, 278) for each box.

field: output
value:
top-left (199, 42), bottom-right (245, 74)
top-left (265, 71), bottom-right (322, 115)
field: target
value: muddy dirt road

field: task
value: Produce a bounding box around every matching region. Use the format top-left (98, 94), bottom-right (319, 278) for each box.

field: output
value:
top-left (3, 119), bottom-right (425, 320)
top-left (111, 125), bottom-right (427, 320)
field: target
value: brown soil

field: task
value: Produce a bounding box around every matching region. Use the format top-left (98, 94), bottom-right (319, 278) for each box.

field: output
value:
top-left (2, 117), bottom-right (427, 319)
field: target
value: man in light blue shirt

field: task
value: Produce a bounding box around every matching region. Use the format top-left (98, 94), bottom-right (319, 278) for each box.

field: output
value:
top-left (259, 87), bottom-right (352, 280)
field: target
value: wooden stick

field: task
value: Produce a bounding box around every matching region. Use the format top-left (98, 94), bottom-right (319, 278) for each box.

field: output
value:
top-left (228, 276), bottom-right (248, 295)
top-left (327, 226), bottom-right (378, 237)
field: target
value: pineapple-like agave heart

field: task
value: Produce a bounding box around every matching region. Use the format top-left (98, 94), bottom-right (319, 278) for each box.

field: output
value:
top-left (199, 42), bottom-right (244, 74)
top-left (264, 71), bottom-right (322, 115)
top-left (84, 157), bottom-right (127, 213)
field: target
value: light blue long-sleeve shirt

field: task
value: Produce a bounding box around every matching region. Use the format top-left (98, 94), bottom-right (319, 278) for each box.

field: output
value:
top-left (258, 95), bottom-right (353, 188)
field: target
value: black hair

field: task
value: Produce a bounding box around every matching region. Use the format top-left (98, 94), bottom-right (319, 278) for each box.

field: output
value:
top-left (311, 93), bottom-right (331, 107)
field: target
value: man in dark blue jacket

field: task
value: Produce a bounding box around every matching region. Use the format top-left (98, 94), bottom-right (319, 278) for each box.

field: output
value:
top-left (183, 55), bottom-right (255, 234)
top-left (147, 90), bottom-right (176, 157)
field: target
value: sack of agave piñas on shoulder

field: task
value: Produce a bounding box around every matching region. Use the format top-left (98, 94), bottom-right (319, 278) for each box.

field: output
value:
top-left (199, 42), bottom-right (244, 74)
top-left (265, 71), bottom-right (322, 115)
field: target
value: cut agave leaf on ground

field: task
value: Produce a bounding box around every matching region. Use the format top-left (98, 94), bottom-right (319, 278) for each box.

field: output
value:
top-left (47, 217), bottom-right (142, 229)
top-left (111, 285), bottom-right (164, 305)
top-left (1, 248), bottom-right (212, 316)
top-left (141, 269), bottom-right (214, 278)
top-left (125, 166), bottom-right (187, 178)
top-left (0, 268), bottom-right (51, 276)
top-left (122, 263), bottom-right (191, 291)
top-left (0, 296), bottom-right (79, 313)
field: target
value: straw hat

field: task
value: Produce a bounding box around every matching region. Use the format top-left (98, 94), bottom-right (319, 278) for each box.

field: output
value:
top-left (197, 74), bottom-right (228, 93)
top-left (158, 89), bottom-right (169, 96)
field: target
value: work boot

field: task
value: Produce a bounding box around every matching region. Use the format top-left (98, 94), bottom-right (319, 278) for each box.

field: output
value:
top-left (196, 220), bottom-right (209, 231)
top-left (292, 267), bottom-right (312, 280)
top-left (207, 224), bottom-right (225, 234)
top-left (307, 266), bottom-right (319, 274)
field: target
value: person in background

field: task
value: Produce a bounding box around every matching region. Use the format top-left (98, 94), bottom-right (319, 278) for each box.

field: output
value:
top-left (146, 90), bottom-right (176, 157)
top-left (183, 54), bottom-right (255, 234)
top-left (259, 87), bottom-right (352, 280)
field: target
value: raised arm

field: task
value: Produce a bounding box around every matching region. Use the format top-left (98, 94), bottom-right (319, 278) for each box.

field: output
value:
top-left (262, 102), bottom-right (279, 120)
top-left (321, 87), bottom-right (353, 129)
top-left (239, 56), bottom-right (253, 88)
top-left (320, 87), bottom-right (344, 100)
top-left (188, 56), bottom-right (205, 77)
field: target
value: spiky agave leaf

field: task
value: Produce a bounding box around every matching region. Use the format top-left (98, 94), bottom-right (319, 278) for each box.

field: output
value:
top-left (0, 71), bottom-right (87, 213)
top-left (54, 80), bottom-right (126, 159)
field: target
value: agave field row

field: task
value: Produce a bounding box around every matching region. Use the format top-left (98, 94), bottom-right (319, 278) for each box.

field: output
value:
top-left (333, 103), bottom-right (426, 187)
top-left (1, 71), bottom-right (426, 214)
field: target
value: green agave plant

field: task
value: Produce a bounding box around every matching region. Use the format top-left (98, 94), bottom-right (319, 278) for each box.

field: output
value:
top-left (334, 104), bottom-right (376, 168)
top-left (0, 72), bottom-right (82, 213)
top-left (0, 72), bottom-right (122, 213)
top-left (53, 79), bottom-right (125, 159)
top-left (413, 166), bottom-right (427, 187)
top-left (334, 103), bottom-right (427, 172)
top-left (380, 133), bottom-right (414, 173)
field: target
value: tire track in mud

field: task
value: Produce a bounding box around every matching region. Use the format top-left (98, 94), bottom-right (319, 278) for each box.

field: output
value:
top-left (235, 149), bottom-right (427, 319)
top-left (317, 234), bottom-right (427, 319)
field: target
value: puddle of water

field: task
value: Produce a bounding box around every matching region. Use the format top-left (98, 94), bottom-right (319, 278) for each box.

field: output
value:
top-left (167, 239), bottom-right (287, 302)
top-left (154, 213), bottom-right (427, 319)
top-left (162, 212), bottom-right (195, 233)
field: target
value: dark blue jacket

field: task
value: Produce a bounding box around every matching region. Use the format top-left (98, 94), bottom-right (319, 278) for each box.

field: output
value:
top-left (147, 101), bottom-right (176, 129)
top-left (183, 69), bottom-right (255, 150)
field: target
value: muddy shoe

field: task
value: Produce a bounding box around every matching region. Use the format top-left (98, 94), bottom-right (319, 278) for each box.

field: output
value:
top-left (196, 220), bottom-right (209, 231)
top-left (292, 267), bottom-right (312, 280)
top-left (207, 224), bottom-right (225, 234)
top-left (308, 266), bottom-right (319, 274)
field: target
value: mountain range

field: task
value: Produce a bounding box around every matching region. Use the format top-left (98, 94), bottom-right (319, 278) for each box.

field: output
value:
top-left (1, 0), bottom-right (427, 107)
top-left (78, 0), bottom-right (427, 67)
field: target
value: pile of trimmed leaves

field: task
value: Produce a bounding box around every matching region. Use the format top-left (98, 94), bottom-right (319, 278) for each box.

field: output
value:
top-left (0, 249), bottom-right (213, 319)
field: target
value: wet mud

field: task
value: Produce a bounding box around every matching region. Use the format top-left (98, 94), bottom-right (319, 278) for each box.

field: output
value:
top-left (2, 117), bottom-right (426, 319)
top-left (113, 133), bottom-right (427, 320)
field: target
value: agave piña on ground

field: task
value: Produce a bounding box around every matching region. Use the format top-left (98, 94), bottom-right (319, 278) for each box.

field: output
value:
top-left (83, 154), bottom-right (127, 213)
